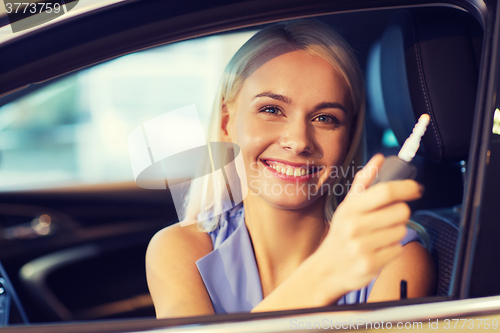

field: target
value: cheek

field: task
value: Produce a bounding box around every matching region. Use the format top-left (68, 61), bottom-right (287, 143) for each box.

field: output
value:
top-left (323, 130), bottom-right (351, 166)
top-left (340, 131), bottom-right (351, 158)
top-left (235, 113), bottom-right (275, 160)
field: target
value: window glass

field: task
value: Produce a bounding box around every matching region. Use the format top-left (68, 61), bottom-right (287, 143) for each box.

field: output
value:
top-left (0, 31), bottom-right (255, 190)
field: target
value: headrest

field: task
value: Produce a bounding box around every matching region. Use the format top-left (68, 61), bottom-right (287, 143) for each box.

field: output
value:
top-left (378, 7), bottom-right (482, 162)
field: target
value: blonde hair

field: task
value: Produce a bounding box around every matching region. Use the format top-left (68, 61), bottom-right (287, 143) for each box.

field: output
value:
top-left (184, 19), bottom-right (366, 231)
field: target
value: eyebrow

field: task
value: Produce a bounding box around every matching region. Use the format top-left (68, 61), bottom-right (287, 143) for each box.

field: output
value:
top-left (314, 102), bottom-right (348, 114)
top-left (253, 92), bottom-right (291, 104)
top-left (253, 91), bottom-right (347, 114)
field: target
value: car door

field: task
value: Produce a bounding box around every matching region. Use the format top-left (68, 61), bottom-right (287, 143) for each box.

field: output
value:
top-left (0, 0), bottom-right (497, 332)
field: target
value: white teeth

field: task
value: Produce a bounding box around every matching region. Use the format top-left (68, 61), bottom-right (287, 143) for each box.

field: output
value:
top-left (267, 162), bottom-right (313, 176)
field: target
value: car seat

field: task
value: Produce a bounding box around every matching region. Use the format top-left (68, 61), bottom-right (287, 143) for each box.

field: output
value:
top-left (367, 7), bottom-right (483, 296)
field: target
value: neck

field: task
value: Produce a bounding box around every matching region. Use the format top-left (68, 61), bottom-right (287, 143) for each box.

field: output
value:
top-left (243, 192), bottom-right (329, 297)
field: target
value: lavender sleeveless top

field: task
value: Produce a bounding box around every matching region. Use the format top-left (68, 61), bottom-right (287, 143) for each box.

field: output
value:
top-left (196, 203), bottom-right (421, 314)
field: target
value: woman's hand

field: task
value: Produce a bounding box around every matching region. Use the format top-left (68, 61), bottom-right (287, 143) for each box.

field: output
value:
top-left (312, 154), bottom-right (424, 302)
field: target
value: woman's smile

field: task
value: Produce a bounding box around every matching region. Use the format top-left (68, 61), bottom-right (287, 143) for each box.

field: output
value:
top-left (260, 158), bottom-right (321, 182)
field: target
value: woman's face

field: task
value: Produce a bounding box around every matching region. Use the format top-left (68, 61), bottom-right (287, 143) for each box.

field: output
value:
top-left (222, 50), bottom-right (352, 210)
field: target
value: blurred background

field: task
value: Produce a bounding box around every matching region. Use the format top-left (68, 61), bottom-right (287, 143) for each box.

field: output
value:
top-left (0, 31), bottom-right (255, 191)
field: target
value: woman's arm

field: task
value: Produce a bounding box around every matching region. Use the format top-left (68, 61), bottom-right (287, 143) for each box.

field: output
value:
top-left (250, 250), bottom-right (348, 312)
top-left (146, 223), bottom-right (215, 318)
top-left (251, 241), bottom-right (435, 313)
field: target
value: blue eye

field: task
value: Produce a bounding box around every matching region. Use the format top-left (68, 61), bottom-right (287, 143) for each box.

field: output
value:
top-left (260, 106), bottom-right (283, 115)
top-left (314, 114), bottom-right (339, 124)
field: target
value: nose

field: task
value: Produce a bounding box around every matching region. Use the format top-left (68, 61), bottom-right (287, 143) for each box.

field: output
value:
top-left (278, 117), bottom-right (314, 155)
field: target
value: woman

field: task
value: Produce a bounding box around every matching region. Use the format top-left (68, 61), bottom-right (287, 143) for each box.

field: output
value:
top-left (146, 19), bottom-right (435, 318)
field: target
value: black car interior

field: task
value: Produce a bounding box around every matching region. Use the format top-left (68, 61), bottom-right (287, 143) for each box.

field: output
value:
top-left (0, 3), bottom-right (484, 326)
top-left (365, 7), bottom-right (482, 296)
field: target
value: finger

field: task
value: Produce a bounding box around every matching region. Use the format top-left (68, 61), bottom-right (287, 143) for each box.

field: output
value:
top-left (359, 223), bottom-right (408, 251)
top-left (348, 180), bottom-right (423, 213)
top-left (347, 154), bottom-right (385, 198)
top-left (357, 202), bottom-right (412, 232)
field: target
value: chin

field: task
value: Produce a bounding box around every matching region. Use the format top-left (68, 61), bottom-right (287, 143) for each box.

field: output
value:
top-left (263, 193), bottom-right (325, 211)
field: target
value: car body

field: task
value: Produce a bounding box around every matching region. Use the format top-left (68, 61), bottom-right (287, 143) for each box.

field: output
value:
top-left (0, 0), bottom-right (499, 332)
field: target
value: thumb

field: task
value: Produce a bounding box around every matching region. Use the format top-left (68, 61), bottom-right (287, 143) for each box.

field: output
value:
top-left (348, 154), bottom-right (385, 197)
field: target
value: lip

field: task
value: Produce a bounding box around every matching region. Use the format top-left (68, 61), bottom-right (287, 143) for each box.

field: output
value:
top-left (262, 158), bottom-right (317, 168)
top-left (260, 159), bottom-right (321, 182)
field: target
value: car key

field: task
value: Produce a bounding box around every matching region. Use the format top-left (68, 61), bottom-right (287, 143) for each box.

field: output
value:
top-left (370, 114), bottom-right (430, 186)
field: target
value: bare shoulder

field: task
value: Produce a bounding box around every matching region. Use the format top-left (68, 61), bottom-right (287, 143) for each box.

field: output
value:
top-left (146, 221), bottom-right (214, 318)
top-left (368, 241), bottom-right (436, 303)
top-left (147, 221), bottom-right (213, 260)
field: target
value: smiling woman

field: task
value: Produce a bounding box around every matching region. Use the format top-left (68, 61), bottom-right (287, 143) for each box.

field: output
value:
top-left (145, 19), bottom-right (435, 318)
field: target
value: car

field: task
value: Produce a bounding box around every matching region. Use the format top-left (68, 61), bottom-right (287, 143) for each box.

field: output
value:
top-left (0, 0), bottom-right (499, 332)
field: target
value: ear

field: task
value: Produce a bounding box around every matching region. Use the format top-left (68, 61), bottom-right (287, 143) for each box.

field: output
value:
top-left (220, 102), bottom-right (232, 142)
